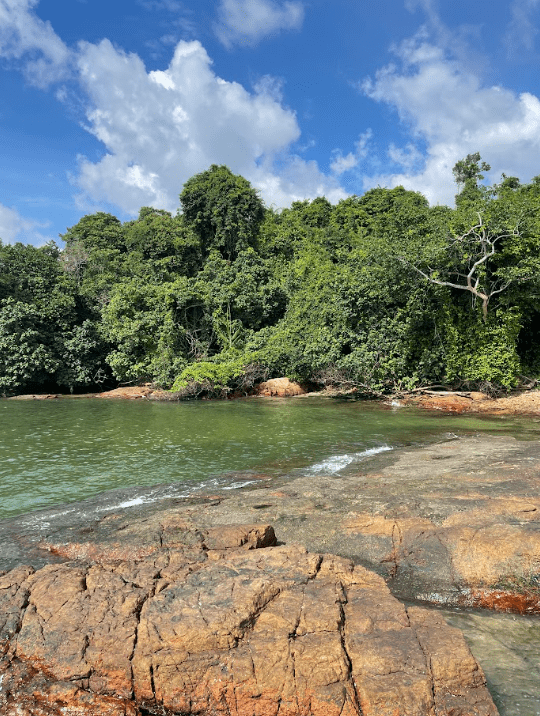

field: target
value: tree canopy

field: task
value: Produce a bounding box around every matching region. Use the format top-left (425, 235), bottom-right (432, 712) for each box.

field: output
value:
top-left (2, 157), bottom-right (540, 397)
top-left (179, 164), bottom-right (265, 261)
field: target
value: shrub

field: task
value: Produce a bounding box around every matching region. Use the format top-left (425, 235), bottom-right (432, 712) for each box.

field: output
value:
top-left (169, 354), bottom-right (266, 399)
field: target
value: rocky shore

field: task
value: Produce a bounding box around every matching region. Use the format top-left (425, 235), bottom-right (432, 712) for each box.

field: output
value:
top-left (399, 389), bottom-right (540, 415)
top-left (8, 382), bottom-right (540, 418)
top-left (2, 433), bottom-right (540, 714)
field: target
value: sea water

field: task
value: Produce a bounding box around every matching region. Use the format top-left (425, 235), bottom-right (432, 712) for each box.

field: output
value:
top-left (1, 395), bottom-right (539, 520)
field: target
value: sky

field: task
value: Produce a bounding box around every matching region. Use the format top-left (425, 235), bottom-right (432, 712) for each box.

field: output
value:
top-left (1, 0), bottom-right (540, 246)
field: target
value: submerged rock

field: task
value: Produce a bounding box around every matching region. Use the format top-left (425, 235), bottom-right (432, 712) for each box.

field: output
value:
top-left (0, 522), bottom-right (496, 716)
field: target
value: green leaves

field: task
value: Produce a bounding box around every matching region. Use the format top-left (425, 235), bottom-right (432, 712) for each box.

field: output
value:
top-left (180, 165), bottom-right (265, 260)
top-left (0, 243), bottom-right (109, 393)
top-left (4, 160), bottom-right (540, 396)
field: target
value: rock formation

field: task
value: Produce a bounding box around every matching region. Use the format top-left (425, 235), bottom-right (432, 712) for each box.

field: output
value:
top-left (0, 523), bottom-right (497, 716)
top-left (2, 435), bottom-right (540, 614)
top-left (255, 377), bottom-right (309, 397)
top-left (147, 434), bottom-right (539, 612)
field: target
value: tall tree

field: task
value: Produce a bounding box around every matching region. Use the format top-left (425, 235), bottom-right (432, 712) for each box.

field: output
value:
top-left (453, 152), bottom-right (491, 206)
top-left (179, 165), bottom-right (265, 260)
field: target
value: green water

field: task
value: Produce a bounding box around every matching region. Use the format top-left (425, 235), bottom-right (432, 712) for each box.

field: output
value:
top-left (2, 396), bottom-right (540, 520)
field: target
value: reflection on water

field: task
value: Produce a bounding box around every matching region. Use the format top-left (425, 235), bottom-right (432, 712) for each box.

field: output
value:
top-left (1, 396), bottom-right (540, 520)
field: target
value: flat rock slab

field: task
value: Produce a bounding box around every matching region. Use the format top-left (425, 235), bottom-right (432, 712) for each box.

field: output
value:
top-left (167, 434), bottom-right (540, 609)
top-left (401, 390), bottom-right (540, 415)
top-left (0, 524), bottom-right (496, 716)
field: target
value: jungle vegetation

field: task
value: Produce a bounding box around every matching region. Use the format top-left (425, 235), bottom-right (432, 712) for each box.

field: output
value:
top-left (2, 156), bottom-right (540, 397)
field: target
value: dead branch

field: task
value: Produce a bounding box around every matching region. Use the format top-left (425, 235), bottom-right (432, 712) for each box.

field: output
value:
top-left (401, 213), bottom-right (521, 321)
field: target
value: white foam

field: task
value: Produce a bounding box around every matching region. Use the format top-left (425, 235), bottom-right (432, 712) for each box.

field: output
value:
top-left (98, 494), bottom-right (159, 512)
top-left (221, 480), bottom-right (259, 490)
top-left (21, 446), bottom-right (394, 521)
top-left (308, 445), bottom-right (392, 474)
top-left (112, 496), bottom-right (147, 509)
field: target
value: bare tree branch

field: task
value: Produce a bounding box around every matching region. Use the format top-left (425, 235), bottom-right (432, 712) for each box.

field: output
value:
top-left (401, 213), bottom-right (522, 321)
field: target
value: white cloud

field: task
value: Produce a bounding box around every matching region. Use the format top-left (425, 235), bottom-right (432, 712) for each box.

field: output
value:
top-left (0, 0), bottom-right (71, 86)
top-left (330, 152), bottom-right (358, 176)
top-left (214, 0), bottom-right (304, 48)
top-left (361, 34), bottom-right (540, 205)
top-left (252, 74), bottom-right (284, 102)
top-left (0, 203), bottom-right (53, 245)
top-left (505, 0), bottom-right (540, 53)
top-left (75, 39), bottom-right (344, 213)
top-left (387, 142), bottom-right (423, 170)
top-left (330, 130), bottom-right (372, 176)
top-left (251, 156), bottom-right (346, 207)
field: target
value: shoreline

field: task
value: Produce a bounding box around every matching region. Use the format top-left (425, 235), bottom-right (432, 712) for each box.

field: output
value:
top-left (5, 382), bottom-right (540, 415)
top-left (4, 378), bottom-right (540, 416)
top-left (3, 432), bottom-right (540, 614)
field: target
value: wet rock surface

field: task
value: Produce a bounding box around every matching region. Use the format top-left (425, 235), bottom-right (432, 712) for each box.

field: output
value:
top-left (192, 434), bottom-right (540, 609)
top-left (0, 522), bottom-right (496, 716)
top-left (38, 433), bottom-right (537, 612)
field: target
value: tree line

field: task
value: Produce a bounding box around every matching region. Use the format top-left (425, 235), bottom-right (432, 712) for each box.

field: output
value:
top-left (2, 155), bottom-right (540, 397)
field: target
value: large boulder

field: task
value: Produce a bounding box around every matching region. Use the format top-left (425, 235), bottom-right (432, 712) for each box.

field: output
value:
top-left (255, 377), bottom-right (310, 397)
top-left (0, 523), bottom-right (496, 716)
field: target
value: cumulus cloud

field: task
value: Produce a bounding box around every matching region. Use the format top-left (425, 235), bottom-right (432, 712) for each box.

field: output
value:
top-left (0, 203), bottom-right (54, 245)
top-left (330, 130), bottom-right (372, 176)
top-left (387, 142), bottom-right (424, 171)
top-left (214, 0), bottom-right (304, 48)
top-left (0, 0), bottom-right (71, 86)
top-left (0, 1), bottom-right (342, 221)
top-left (361, 33), bottom-right (540, 205)
top-left (505, 0), bottom-right (540, 53)
top-left (251, 156), bottom-right (346, 207)
top-left (75, 39), bottom-right (344, 213)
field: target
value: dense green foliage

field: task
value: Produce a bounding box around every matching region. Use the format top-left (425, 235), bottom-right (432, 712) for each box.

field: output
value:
top-left (2, 159), bottom-right (540, 396)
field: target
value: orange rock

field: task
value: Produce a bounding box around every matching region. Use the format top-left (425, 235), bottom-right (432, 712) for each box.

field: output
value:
top-left (0, 528), bottom-right (497, 715)
top-left (255, 377), bottom-right (309, 397)
top-left (96, 385), bottom-right (156, 399)
top-left (402, 389), bottom-right (540, 415)
top-left (403, 394), bottom-right (474, 413)
top-left (460, 588), bottom-right (540, 614)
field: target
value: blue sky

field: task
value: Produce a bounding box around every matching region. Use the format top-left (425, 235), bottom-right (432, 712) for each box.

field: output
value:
top-left (1, 0), bottom-right (540, 245)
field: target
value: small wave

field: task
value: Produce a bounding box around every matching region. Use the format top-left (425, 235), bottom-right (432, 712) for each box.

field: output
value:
top-left (221, 480), bottom-right (259, 490)
top-left (106, 496), bottom-right (149, 509)
top-left (307, 445), bottom-right (392, 474)
top-left (98, 475), bottom-right (263, 513)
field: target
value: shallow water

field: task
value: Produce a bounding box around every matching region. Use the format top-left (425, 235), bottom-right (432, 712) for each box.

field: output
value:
top-left (2, 395), bottom-right (540, 520)
top-left (441, 607), bottom-right (540, 716)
